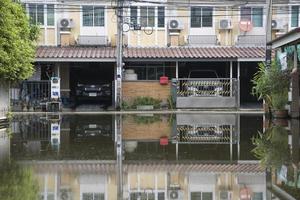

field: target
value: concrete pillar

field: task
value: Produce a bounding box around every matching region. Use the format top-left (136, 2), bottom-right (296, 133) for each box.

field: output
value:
top-left (230, 61), bottom-right (233, 97)
top-left (176, 61), bottom-right (179, 79)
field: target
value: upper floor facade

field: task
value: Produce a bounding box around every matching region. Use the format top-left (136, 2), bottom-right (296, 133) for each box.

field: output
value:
top-left (21, 0), bottom-right (300, 47)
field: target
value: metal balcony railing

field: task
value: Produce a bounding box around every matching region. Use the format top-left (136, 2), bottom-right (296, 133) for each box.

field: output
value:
top-left (236, 35), bottom-right (266, 46)
top-left (77, 35), bottom-right (108, 46)
top-left (187, 35), bottom-right (218, 46)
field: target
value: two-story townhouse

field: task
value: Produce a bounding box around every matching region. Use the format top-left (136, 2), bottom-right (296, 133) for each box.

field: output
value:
top-left (14, 0), bottom-right (298, 111)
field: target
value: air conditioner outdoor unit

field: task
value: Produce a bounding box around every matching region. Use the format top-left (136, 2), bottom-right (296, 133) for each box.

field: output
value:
top-left (168, 19), bottom-right (183, 30)
top-left (59, 18), bottom-right (74, 29)
top-left (220, 191), bottom-right (232, 200)
top-left (168, 189), bottom-right (183, 200)
top-left (271, 19), bottom-right (286, 30)
top-left (219, 19), bottom-right (232, 29)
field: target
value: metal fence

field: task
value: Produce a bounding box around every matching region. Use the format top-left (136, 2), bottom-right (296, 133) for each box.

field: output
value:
top-left (173, 78), bottom-right (239, 108)
top-left (10, 81), bottom-right (51, 111)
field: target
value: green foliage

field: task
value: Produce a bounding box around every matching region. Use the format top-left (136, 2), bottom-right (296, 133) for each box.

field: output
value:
top-left (131, 96), bottom-right (161, 109)
top-left (272, 92), bottom-right (288, 110)
top-left (252, 125), bottom-right (290, 168)
top-left (133, 114), bottom-right (161, 124)
top-left (252, 61), bottom-right (290, 110)
top-left (0, 0), bottom-right (39, 82)
top-left (0, 161), bottom-right (39, 200)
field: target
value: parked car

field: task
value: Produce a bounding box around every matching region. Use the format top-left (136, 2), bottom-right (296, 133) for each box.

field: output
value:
top-left (75, 123), bottom-right (111, 137)
top-left (75, 82), bottom-right (111, 103)
top-left (185, 70), bottom-right (223, 97)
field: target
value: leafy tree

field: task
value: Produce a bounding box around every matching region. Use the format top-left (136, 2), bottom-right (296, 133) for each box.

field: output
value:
top-left (0, 161), bottom-right (39, 200)
top-left (0, 0), bottom-right (39, 82)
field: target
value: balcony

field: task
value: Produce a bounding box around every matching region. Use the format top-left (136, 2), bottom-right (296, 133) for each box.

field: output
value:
top-left (236, 35), bottom-right (266, 47)
top-left (77, 35), bottom-right (109, 46)
top-left (187, 35), bottom-right (218, 46)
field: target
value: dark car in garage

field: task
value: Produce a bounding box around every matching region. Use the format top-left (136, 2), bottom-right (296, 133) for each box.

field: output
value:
top-left (75, 82), bottom-right (112, 103)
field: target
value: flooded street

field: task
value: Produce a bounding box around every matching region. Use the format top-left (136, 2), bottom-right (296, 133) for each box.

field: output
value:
top-left (0, 113), bottom-right (299, 199)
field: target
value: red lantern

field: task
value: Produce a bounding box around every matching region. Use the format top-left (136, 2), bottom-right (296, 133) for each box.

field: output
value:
top-left (160, 76), bottom-right (168, 85)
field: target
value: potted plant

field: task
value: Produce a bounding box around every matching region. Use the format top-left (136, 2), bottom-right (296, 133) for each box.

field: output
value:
top-left (251, 62), bottom-right (272, 114)
top-left (252, 61), bottom-right (290, 118)
top-left (268, 64), bottom-right (290, 118)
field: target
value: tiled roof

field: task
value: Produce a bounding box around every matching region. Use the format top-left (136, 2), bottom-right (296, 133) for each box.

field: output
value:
top-left (36, 46), bottom-right (265, 60)
top-left (25, 161), bottom-right (264, 174)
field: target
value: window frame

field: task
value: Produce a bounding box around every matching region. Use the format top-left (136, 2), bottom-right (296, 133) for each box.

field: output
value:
top-left (291, 5), bottom-right (299, 27)
top-left (82, 6), bottom-right (105, 27)
top-left (240, 6), bottom-right (264, 28)
top-left (190, 6), bottom-right (213, 28)
top-left (129, 6), bottom-right (165, 29)
top-left (27, 4), bottom-right (55, 27)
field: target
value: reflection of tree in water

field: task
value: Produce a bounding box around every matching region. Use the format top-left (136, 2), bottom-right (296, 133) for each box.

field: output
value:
top-left (0, 161), bottom-right (39, 200)
top-left (252, 125), bottom-right (290, 168)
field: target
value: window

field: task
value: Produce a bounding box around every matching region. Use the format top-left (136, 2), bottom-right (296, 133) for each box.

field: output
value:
top-left (130, 6), bottom-right (165, 28)
top-left (291, 6), bottom-right (299, 27)
top-left (126, 64), bottom-right (175, 80)
top-left (47, 4), bottom-right (54, 26)
top-left (130, 6), bottom-right (138, 27)
top-left (141, 6), bottom-right (155, 27)
top-left (158, 7), bottom-right (165, 27)
top-left (82, 6), bottom-right (105, 27)
top-left (191, 192), bottom-right (213, 200)
top-left (240, 7), bottom-right (263, 27)
top-left (82, 193), bottom-right (104, 200)
top-left (28, 4), bottom-right (54, 26)
top-left (191, 7), bottom-right (213, 28)
top-left (29, 4), bottom-right (44, 25)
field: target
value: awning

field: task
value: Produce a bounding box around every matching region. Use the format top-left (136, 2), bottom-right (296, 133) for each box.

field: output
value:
top-left (267, 27), bottom-right (300, 49)
top-left (35, 46), bottom-right (266, 62)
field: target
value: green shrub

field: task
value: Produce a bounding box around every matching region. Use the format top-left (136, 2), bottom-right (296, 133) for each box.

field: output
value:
top-left (131, 96), bottom-right (161, 109)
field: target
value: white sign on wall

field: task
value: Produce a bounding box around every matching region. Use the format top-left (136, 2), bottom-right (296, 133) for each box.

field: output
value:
top-left (51, 77), bottom-right (60, 100)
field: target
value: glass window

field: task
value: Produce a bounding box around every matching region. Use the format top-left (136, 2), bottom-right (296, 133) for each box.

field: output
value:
top-left (94, 7), bottom-right (105, 26)
top-left (191, 7), bottom-right (202, 27)
top-left (202, 7), bottom-right (213, 27)
top-left (291, 6), bottom-right (299, 27)
top-left (47, 4), bottom-right (54, 26)
top-left (28, 4), bottom-right (44, 25)
top-left (202, 192), bottom-right (213, 200)
top-left (253, 192), bottom-right (263, 200)
top-left (241, 7), bottom-right (251, 21)
top-left (37, 4), bottom-right (44, 25)
top-left (252, 7), bottom-right (263, 27)
top-left (191, 192), bottom-right (202, 200)
top-left (157, 192), bottom-right (165, 200)
top-left (28, 4), bottom-right (37, 25)
top-left (83, 6), bottom-right (93, 26)
top-left (158, 7), bottom-right (165, 27)
top-left (140, 6), bottom-right (155, 27)
top-left (130, 6), bottom-right (138, 27)
top-left (191, 7), bottom-right (212, 28)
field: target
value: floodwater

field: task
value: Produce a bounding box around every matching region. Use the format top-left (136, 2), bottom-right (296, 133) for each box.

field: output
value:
top-left (0, 113), bottom-right (299, 200)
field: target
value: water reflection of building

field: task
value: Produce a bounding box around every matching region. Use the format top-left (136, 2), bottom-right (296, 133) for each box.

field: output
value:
top-left (0, 126), bottom-right (9, 163)
top-left (25, 161), bottom-right (266, 200)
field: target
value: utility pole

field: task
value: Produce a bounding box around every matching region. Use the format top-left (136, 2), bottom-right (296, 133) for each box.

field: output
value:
top-left (116, 0), bottom-right (124, 110)
top-left (265, 0), bottom-right (273, 68)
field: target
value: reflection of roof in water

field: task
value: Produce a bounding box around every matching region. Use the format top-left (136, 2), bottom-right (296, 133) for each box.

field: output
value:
top-left (21, 161), bottom-right (264, 174)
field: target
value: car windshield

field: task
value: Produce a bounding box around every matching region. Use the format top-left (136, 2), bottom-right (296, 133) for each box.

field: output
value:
top-left (189, 71), bottom-right (218, 78)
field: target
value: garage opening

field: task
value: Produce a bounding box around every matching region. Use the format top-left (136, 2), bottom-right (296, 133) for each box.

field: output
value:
top-left (239, 62), bottom-right (262, 108)
top-left (70, 63), bottom-right (114, 109)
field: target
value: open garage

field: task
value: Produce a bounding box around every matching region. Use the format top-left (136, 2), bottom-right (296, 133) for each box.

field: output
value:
top-left (69, 62), bottom-right (115, 108)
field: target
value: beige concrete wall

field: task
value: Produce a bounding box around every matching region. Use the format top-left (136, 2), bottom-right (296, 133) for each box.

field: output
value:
top-left (46, 28), bottom-right (56, 45)
top-left (122, 115), bottom-right (171, 140)
top-left (0, 82), bottom-right (9, 119)
top-left (33, 3), bottom-right (287, 47)
top-left (122, 81), bottom-right (171, 104)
